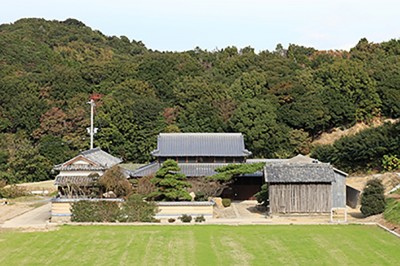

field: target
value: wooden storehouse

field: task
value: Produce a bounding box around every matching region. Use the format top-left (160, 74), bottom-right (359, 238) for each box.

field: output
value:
top-left (265, 162), bottom-right (347, 214)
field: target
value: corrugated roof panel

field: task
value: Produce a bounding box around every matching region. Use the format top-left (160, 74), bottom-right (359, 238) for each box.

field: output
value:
top-left (151, 133), bottom-right (251, 157)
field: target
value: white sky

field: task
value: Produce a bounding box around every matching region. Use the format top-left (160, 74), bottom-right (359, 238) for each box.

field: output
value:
top-left (1, 0), bottom-right (399, 52)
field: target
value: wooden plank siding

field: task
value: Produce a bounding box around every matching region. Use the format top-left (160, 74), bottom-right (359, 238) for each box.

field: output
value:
top-left (269, 183), bottom-right (332, 213)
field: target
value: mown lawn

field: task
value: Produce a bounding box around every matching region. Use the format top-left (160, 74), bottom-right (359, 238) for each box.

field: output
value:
top-left (0, 225), bottom-right (399, 266)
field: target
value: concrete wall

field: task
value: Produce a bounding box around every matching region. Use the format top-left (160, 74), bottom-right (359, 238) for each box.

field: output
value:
top-left (51, 199), bottom-right (214, 222)
top-left (51, 198), bottom-right (124, 223)
top-left (155, 202), bottom-right (214, 219)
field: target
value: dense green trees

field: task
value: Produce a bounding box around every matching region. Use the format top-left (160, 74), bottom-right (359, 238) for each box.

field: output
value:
top-left (0, 18), bottom-right (400, 182)
top-left (311, 122), bottom-right (400, 172)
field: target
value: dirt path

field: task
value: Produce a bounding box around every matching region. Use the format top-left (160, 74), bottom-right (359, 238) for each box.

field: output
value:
top-left (1, 202), bottom-right (51, 229)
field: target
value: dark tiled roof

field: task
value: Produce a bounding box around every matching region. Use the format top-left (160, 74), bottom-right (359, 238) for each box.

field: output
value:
top-left (151, 133), bottom-right (252, 157)
top-left (129, 162), bottom-right (160, 177)
top-left (55, 176), bottom-right (98, 186)
top-left (130, 162), bottom-right (234, 177)
top-left (265, 163), bottom-right (335, 183)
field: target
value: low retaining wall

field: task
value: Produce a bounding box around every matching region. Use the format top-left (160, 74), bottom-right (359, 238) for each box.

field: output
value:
top-left (51, 198), bottom-right (124, 223)
top-left (51, 198), bottom-right (215, 223)
top-left (155, 201), bottom-right (215, 219)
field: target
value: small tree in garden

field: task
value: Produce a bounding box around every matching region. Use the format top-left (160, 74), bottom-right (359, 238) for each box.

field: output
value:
top-left (360, 178), bottom-right (386, 216)
top-left (254, 184), bottom-right (269, 207)
top-left (99, 165), bottom-right (132, 198)
top-left (120, 194), bottom-right (158, 222)
top-left (149, 159), bottom-right (191, 201)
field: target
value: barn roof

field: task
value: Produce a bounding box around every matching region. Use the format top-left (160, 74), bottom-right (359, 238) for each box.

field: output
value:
top-left (54, 147), bottom-right (122, 171)
top-left (150, 133), bottom-right (252, 157)
top-left (264, 163), bottom-right (335, 183)
top-left (129, 162), bottom-right (232, 177)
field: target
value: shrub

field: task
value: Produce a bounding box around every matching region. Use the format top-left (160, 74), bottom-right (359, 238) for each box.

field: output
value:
top-left (179, 214), bottom-right (192, 223)
top-left (0, 185), bottom-right (29, 198)
top-left (168, 218), bottom-right (176, 223)
top-left (99, 165), bottom-right (133, 198)
top-left (120, 194), bottom-right (157, 222)
top-left (360, 179), bottom-right (386, 216)
top-left (254, 184), bottom-right (268, 207)
top-left (134, 175), bottom-right (156, 196)
top-left (194, 192), bottom-right (207, 201)
top-left (222, 198), bottom-right (231, 207)
top-left (194, 215), bottom-right (205, 223)
top-left (71, 200), bottom-right (121, 222)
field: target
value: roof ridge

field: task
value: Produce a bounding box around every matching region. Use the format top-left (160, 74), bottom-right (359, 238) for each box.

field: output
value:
top-left (80, 147), bottom-right (101, 155)
top-left (159, 132), bottom-right (242, 136)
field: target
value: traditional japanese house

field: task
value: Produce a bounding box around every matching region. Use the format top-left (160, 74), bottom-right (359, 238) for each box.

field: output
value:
top-left (53, 147), bottom-right (122, 197)
top-left (130, 133), bottom-right (263, 200)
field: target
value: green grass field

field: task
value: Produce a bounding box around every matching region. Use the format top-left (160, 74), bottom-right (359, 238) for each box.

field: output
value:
top-left (0, 225), bottom-right (399, 265)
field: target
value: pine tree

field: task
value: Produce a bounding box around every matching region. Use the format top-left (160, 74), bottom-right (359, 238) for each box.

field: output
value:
top-left (149, 160), bottom-right (191, 201)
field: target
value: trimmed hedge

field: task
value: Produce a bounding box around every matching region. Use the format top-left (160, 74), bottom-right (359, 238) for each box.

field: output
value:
top-left (71, 195), bottom-right (157, 223)
top-left (71, 201), bottom-right (121, 222)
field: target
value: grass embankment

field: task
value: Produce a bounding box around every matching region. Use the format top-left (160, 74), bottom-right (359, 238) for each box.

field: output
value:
top-left (0, 225), bottom-right (399, 266)
top-left (384, 188), bottom-right (400, 225)
top-left (384, 198), bottom-right (400, 225)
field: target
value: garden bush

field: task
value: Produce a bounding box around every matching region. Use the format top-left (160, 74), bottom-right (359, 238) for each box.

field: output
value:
top-left (120, 194), bottom-right (157, 222)
top-left (71, 201), bottom-right (121, 222)
top-left (179, 214), bottom-right (192, 223)
top-left (360, 179), bottom-right (386, 216)
top-left (194, 215), bottom-right (205, 223)
top-left (222, 198), bottom-right (231, 207)
top-left (254, 184), bottom-right (268, 207)
top-left (168, 218), bottom-right (176, 223)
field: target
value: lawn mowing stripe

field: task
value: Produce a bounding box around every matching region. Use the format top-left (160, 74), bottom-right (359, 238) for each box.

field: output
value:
top-left (0, 225), bottom-right (398, 266)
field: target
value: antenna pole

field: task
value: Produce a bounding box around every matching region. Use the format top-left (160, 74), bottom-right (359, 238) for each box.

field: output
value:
top-left (88, 99), bottom-right (95, 149)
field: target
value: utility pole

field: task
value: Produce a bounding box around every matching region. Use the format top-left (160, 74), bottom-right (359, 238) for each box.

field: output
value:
top-left (86, 99), bottom-right (97, 149)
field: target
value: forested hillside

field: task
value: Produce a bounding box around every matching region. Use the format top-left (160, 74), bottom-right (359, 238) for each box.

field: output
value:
top-left (0, 18), bottom-right (399, 182)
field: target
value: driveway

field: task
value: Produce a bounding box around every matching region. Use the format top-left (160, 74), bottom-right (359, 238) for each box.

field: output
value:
top-left (1, 202), bottom-right (51, 229)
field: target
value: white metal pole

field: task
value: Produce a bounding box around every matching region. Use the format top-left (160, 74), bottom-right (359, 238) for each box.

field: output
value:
top-left (89, 99), bottom-right (95, 149)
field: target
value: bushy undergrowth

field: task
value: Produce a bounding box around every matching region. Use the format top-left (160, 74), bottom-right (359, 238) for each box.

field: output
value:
top-left (0, 185), bottom-right (29, 199)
